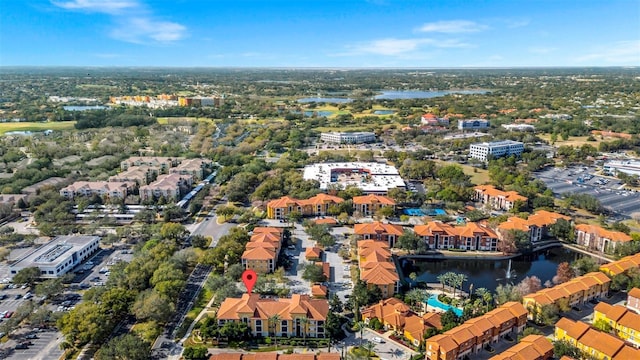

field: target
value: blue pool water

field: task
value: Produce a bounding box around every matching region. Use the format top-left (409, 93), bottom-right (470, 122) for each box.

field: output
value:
top-left (426, 295), bottom-right (463, 316)
top-left (404, 208), bottom-right (446, 216)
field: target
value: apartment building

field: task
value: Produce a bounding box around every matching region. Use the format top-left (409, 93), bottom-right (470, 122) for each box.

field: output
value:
top-left (241, 227), bottom-right (284, 274)
top-left (575, 224), bottom-right (632, 253)
top-left (627, 288), bottom-right (640, 314)
top-left (414, 221), bottom-right (499, 251)
top-left (474, 185), bottom-right (528, 211)
top-left (352, 194), bottom-right (396, 216)
top-left (139, 173), bottom-right (193, 202)
top-left (354, 221), bottom-right (403, 248)
top-left (357, 240), bottom-right (400, 298)
top-left (320, 131), bottom-right (376, 144)
top-left (489, 335), bottom-right (553, 360)
top-left (60, 181), bottom-right (134, 200)
top-left (266, 194), bottom-right (344, 220)
top-left (216, 294), bottom-right (328, 338)
top-left (555, 318), bottom-right (640, 360)
top-left (497, 210), bottom-right (571, 243)
top-left (109, 165), bottom-right (159, 185)
top-left (599, 253), bottom-right (640, 277)
top-left (469, 140), bottom-right (524, 162)
top-left (426, 302), bottom-right (528, 360)
top-left (169, 158), bottom-right (213, 181)
top-left (522, 272), bottom-right (611, 321)
top-left (593, 302), bottom-right (640, 348)
top-left (362, 298), bottom-right (442, 347)
top-left (210, 353), bottom-right (340, 360)
top-left (120, 156), bottom-right (182, 173)
top-left (421, 113), bottom-right (450, 126)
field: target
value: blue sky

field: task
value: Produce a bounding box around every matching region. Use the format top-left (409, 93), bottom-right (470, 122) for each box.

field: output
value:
top-left (1, 0), bottom-right (639, 67)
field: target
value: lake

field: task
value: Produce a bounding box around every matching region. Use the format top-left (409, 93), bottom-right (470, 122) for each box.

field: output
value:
top-left (374, 89), bottom-right (488, 100)
top-left (400, 246), bottom-right (585, 292)
top-left (373, 110), bottom-right (395, 115)
top-left (63, 105), bottom-right (108, 111)
top-left (297, 97), bottom-right (353, 104)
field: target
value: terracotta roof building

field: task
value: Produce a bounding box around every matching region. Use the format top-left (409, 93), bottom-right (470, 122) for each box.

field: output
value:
top-left (414, 221), bottom-right (499, 251)
top-left (627, 287), bottom-right (640, 314)
top-left (357, 240), bottom-right (400, 298)
top-left (169, 158), bottom-right (213, 180)
top-left (498, 210), bottom-right (570, 244)
top-left (474, 185), bottom-right (528, 211)
top-left (217, 294), bottom-right (328, 338)
top-left (241, 227), bottom-right (283, 274)
top-left (522, 272), bottom-right (610, 321)
top-left (489, 335), bottom-right (553, 360)
top-left (575, 224), bottom-right (632, 253)
top-left (354, 221), bottom-right (403, 248)
top-left (60, 181), bottom-right (134, 200)
top-left (599, 253), bottom-right (640, 277)
top-left (426, 302), bottom-right (528, 360)
top-left (139, 173), bottom-right (193, 201)
top-left (210, 354), bottom-right (339, 360)
top-left (109, 165), bottom-right (159, 185)
top-left (555, 318), bottom-right (640, 360)
top-left (352, 194), bottom-right (396, 217)
top-left (593, 302), bottom-right (640, 348)
top-left (266, 194), bottom-right (344, 220)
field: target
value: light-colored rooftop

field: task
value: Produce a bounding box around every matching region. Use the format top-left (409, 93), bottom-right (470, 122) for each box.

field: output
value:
top-left (303, 162), bottom-right (405, 193)
top-left (11, 235), bottom-right (99, 268)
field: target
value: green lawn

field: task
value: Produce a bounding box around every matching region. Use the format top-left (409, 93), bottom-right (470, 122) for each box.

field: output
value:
top-left (0, 121), bottom-right (77, 135)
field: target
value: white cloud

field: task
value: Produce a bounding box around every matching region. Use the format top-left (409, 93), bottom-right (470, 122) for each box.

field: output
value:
top-left (417, 20), bottom-right (488, 33)
top-left (52, 0), bottom-right (137, 14)
top-left (528, 47), bottom-right (556, 54)
top-left (52, 0), bottom-right (186, 44)
top-left (338, 37), bottom-right (470, 56)
top-left (505, 19), bottom-right (530, 29)
top-left (575, 40), bottom-right (640, 64)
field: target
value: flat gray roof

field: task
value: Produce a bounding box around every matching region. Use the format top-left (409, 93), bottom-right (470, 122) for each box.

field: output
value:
top-left (11, 235), bottom-right (99, 268)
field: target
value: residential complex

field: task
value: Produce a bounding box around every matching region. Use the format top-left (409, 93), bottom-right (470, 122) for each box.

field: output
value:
top-left (627, 287), bottom-right (640, 313)
top-left (60, 181), bottom-right (134, 200)
top-left (522, 272), bottom-right (611, 321)
top-left (469, 140), bottom-right (524, 161)
top-left (120, 156), bottom-right (182, 173)
top-left (178, 96), bottom-right (224, 107)
top-left (357, 239), bottom-right (400, 298)
top-left (352, 194), bottom-right (396, 216)
top-left (555, 318), bottom-right (640, 359)
top-left (426, 302), bottom-right (527, 360)
top-left (354, 221), bottom-right (403, 248)
top-left (599, 253), bottom-right (640, 277)
top-left (10, 236), bottom-right (100, 279)
top-left (109, 165), bottom-right (159, 185)
top-left (489, 335), bottom-right (553, 360)
top-left (241, 227), bottom-right (284, 274)
top-left (139, 173), bottom-right (193, 202)
top-left (593, 302), bottom-right (640, 348)
top-left (266, 194), bottom-right (344, 220)
top-left (362, 298), bottom-right (442, 347)
top-left (497, 210), bottom-right (571, 243)
top-left (474, 185), bottom-right (528, 211)
top-left (414, 221), bottom-right (499, 251)
top-left (421, 113), bottom-right (450, 126)
top-left (210, 353), bottom-right (339, 360)
top-left (169, 158), bottom-right (213, 181)
top-left (319, 131), bottom-right (376, 144)
top-left (458, 119), bottom-right (489, 130)
top-left (302, 162), bottom-right (405, 195)
top-left (574, 224), bottom-right (632, 253)
top-left (216, 294), bottom-right (328, 338)
top-left (109, 94), bottom-right (178, 108)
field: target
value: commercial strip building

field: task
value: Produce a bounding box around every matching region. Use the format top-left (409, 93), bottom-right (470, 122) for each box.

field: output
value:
top-left (356, 239), bottom-right (400, 298)
top-left (474, 185), bottom-right (528, 211)
top-left (555, 318), bottom-right (640, 359)
top-left (574, 224), bottom-right (632, 254)
top-left (489, 335), bottom-right (553, 360)
top-left (319, 132), bottom-right (376, 144)
top-left (426, 302), bottom-right (528, 360)
top-left (469, 140), bottom-right (524, 162)
top-left (302, 162), bottom-right (405, 195)
top-left (10, 235), bottom-right (100, 278)
top-left (414, 221), bottom-right (499, 251)
top-left (216, 293), bottom-right (329, 338)
top-left (458, 119), bottom-right (490, 130)
top-left (522, 272), bottom-right (611, 321)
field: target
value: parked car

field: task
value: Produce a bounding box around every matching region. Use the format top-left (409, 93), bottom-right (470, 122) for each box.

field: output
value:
top-left (15, 343), bottom-right (29, 350)
top-left (372, 336), bottom-right (385, 344)
top-left (4, 311), bottom-right (14, 318)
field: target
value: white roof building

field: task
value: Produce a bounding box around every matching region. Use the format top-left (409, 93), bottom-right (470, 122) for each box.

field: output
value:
top-left (502, 124), bottom-right (535, 132)
top-left (604, 160), bottom-right (640, 177)
top-left (469, 140), bottom-right (525, 162)
top-left (303, 162), bottom-right (405, 195)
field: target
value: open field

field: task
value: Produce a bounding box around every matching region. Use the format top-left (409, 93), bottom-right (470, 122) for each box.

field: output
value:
top-left (538, 134), bottom-right (608, 147)
top-left (0, 121), bottom-right (76, 134)
top-left (433, 160), bottom-right (490, 185)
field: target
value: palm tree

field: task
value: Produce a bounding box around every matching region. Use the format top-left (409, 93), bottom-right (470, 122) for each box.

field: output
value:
top-left (454, 273), bottom-right (468, 298)
top-left (300, 316), bottom-right (309, 346)
top-left (355, 320), bottom-right (366, 346)
top-left (363, 340), bottom-right (376, 358)
top-left (268, 314), bottom-right (281, 350)
top-left (409, 272), bottom-right (418, 289)
top-left (437, 273), bottom-right (448, 293)
top-left (475, 287), bottom-right (493, 312)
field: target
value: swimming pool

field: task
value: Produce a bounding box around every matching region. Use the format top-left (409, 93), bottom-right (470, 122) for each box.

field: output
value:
top-left (426, 294), bottom-right (463, 316)
top-left (403, 208), bottom-right (446, 216)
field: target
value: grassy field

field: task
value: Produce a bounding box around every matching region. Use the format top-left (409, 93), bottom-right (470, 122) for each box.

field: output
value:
top-left (0, 121), bottom-right (77, 135)
top-left (433, 159), bottom-right (490, 185)
top-left (538, 134), bottom-right (607, 147)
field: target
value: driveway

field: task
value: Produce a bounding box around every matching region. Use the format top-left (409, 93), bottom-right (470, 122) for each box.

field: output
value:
top-left (285, 223), bottom-right (314, 295)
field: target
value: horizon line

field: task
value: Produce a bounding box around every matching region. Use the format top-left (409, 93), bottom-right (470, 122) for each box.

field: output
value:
top-left (0, 65), bottom-right (637, 70)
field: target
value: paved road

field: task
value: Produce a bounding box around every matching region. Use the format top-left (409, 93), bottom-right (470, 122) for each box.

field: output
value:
top-left (187, 213), bottom-right (236, 248)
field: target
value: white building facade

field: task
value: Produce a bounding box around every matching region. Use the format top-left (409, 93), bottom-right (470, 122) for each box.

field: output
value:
top-left (469, 140), bottom-right (525, 161)
top-left (320, 132), bottom-right (376, 144)
top-left (458, 119), bottom-right (490, 130)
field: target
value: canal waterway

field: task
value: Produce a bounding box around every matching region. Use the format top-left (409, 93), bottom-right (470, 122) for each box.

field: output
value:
top-left (400, 247), bottom-right (588, 292)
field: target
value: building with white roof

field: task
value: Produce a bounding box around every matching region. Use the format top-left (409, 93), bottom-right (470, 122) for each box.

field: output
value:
top-left (469, 140), bottom-right (525, 162)
top-left (10, 235), bottom-right (100, 278)
top-left (303, 162), bottom-right (405, 195)
top-left (604, 160), bottom-right (640, 177)
top-left (320, 132), bottom-right (376, 144)
top-left (502, 124), bottom-right (535, 132)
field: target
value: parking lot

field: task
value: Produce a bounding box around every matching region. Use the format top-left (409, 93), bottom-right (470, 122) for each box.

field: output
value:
top-left (1, 328), bottom-right (64, 360)
top-left (535, 166), bottom-right (640, 218)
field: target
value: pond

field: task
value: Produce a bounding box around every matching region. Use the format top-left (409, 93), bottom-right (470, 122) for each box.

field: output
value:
top-left (373, 110), bottom-right (395, 115)
top-left (63, 105), bottom-right (108, 111)
top-left (400, 246), bottom-right (585, 292)
top-left (374, 89), bottom-right (488, 100)
top-left (297, 97), bottom-right (353, 104)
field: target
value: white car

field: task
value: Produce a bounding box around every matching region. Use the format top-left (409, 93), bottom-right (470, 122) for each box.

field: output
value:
top-left (372, 336), bottom-right (385, 344)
